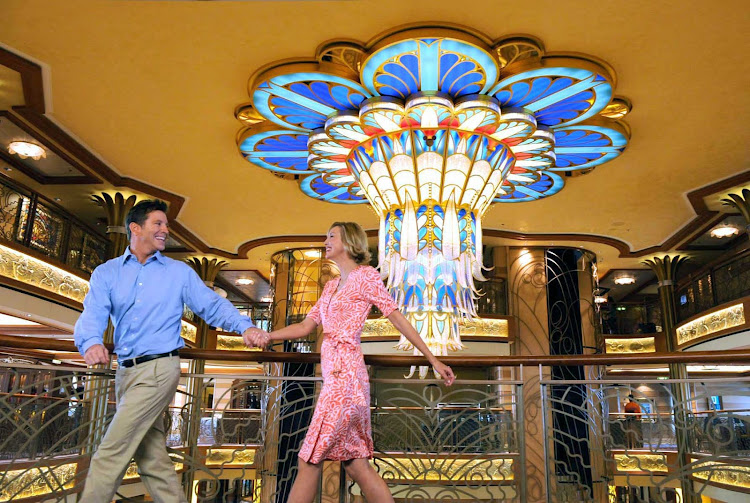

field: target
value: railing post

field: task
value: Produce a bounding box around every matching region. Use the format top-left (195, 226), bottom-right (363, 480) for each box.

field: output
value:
top-left (539, 365), bottom-right (551, 503)
top-left (182, 257), bottom-right (227, 501)
top-left (516, 364), bottom-right (527, 503)
top-left (644, 255), bottom-right (697, 503)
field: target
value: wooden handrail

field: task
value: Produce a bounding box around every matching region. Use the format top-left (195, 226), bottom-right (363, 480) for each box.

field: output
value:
top-left (2, 334), bottom-right (750, 367)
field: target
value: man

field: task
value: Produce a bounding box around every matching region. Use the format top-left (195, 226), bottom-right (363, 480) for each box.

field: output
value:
top-left (624, 394), bottom-right (643, 449)
top-left (74, 199), bottom-right (266, 502)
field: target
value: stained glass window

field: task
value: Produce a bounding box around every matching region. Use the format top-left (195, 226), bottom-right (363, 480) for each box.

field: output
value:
top-left (29, 203), bottom-right (65, 258)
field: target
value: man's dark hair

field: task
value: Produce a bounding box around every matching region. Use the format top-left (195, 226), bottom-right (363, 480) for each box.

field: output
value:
top-left (628, 394), bottom-right (635, 400)
top-left (126, 199), bottom-right (168, 239)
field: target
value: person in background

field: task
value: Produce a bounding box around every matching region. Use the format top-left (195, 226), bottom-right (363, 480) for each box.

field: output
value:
top-left (624, 394), bottom-right (643, 448)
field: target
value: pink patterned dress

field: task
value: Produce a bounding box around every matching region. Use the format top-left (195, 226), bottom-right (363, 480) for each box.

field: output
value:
top-left (298, 265), bottom-right (398, 463)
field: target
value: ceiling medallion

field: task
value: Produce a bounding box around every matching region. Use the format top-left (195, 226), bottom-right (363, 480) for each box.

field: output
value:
top-left (237, 24), bottom-right (631, 375)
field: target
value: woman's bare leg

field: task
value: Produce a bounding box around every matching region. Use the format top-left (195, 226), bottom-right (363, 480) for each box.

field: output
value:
top-left (342, 458), bottom-right (394, 502)
top-left (287, 458), bottom-right (323, 503)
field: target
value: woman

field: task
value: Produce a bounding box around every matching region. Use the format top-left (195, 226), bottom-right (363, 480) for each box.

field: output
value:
top-left (246, 222), bottom-right (455, 503)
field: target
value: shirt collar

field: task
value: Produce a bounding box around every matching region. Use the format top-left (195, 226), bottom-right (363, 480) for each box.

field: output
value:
top-left (121, 248), bottom-right (167, 265)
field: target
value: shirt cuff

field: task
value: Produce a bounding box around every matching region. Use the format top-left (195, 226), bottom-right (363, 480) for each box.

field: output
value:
top-left (78, 338), bottom-right (103, 357)
top-left (234, 317), bottom-right (256, 334)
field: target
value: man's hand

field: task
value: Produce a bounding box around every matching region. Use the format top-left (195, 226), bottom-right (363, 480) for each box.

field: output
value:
top-left (243, 327), bottom-right (270, 349)
top-left (83, 344), bottom-right (110, 366)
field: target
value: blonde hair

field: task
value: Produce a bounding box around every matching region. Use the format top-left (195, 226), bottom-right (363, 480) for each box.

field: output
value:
top-left (330, 222), bottom-right (371, 265)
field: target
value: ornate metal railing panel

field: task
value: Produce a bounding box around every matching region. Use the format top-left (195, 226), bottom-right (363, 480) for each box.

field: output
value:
top-left (367, 376), bottom-right (524, 502)
top-left (4, 355), bottom-right (750, 502)
top-left (0, 362), bottom-right (524, 502)
top-left (540, 373), bottom-right (750, 503)
top-left (0, 363), bottom-right (115, 501)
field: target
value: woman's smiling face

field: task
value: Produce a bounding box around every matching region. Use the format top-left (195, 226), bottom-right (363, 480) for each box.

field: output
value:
top-left (324, 226), bottom-right (346, 261)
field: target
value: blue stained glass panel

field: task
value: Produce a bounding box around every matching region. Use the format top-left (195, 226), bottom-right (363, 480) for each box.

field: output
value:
top-left (288, 82), bottom-right (365, 111)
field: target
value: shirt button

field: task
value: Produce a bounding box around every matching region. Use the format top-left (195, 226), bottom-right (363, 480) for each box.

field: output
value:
top-left (136, 299), bottom-right (141, 303)
top-left (138, 283), bottom-right (143, 286)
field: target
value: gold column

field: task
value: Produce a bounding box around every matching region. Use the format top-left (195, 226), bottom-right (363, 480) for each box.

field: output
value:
top-left (83, 193), bottom-right (137, 454)
top-left (182, 257), bottom-right (227, 501)
top-left (643, 255), bottom-right (696, 503)
top-left (507, 247), bottom-right (549, 503)
top-left (722, 188), bottom-right (750, 232)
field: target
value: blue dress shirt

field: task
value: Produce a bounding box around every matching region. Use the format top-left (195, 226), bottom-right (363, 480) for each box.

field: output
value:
top-left (74, 248), bottom-right (255, 361)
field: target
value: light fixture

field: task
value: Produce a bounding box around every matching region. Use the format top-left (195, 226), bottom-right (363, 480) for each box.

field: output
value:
top-left (594, 295), bottom-right (608, 304)
top-left (259, 296), bottom-right (273, 303)
top-left (614, 275), bottom-right (636, 285)
top-left (235, 278), bottom-right (254, 286)
top-left (8, 141), bottom-right (46, 160)
top-left (239, 26), bottom-right (631, 377)
top-left (304, 249), bottom-right (321, 258)
top-left (710, 225), bottom-right (739, 239)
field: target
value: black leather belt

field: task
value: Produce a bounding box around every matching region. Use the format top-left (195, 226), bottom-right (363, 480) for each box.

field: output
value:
top-left (120, 349), bottom-right (179, 368)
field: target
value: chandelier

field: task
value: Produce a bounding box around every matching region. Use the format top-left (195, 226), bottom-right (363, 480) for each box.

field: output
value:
top-left (237, 25), bottom-right (631, 376)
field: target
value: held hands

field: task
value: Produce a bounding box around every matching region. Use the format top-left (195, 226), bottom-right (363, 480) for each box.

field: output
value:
top-left (432, 361), bottom-right (456, 386)
top-left (242, 327), bottom-right (271, 349)
top-left (83, 344), bottom-right (110, 366)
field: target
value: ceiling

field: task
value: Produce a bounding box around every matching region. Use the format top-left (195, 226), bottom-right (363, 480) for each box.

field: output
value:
top-left (0, 0), bottom-right (748, 281)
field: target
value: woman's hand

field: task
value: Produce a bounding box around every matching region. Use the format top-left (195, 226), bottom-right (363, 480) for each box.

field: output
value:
top-left (432, 361), bottom-right (456, 386)
top-left (243, 328), bottom-right (270, 348)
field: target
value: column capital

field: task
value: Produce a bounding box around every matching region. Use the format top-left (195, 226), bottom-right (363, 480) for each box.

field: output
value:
top-left (92, 192), bottom-right (138, 258)
top-left (185, 256), bottom-right (228, 283)
top-left (722, 188), bottom-right (750, 229)
top-left (642, 255), bottom-right (688, 286)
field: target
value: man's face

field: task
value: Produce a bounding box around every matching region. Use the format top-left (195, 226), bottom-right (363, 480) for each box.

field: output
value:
top-left (131, 210), bottom-right (169, 254)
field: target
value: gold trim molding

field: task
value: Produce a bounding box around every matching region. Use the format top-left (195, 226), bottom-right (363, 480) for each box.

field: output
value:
top-left (692, 459), bottom-right (750, 490)
top-left (372, 456), bottom-right (514, 481)
top-left (605, 337), bottom-right (656, 354)
top-left (362, 317), bottom-right (509, 339)
top-left (181, 320), bottom-right (197, 344)
top-left (676, 303), bottom-right (745, 346)
top-left (0, 244), bottom-right (89, 303)
top-left (216, 333), bottom-right (261, 351)
top-left (205, 448), bottom-right (257, 466)
top-left (0, 463), bottom-right (76, 501)
top-left (615, 454), bottom-right (667, 472)
top-left (124, 458), bottom-right (183, 480)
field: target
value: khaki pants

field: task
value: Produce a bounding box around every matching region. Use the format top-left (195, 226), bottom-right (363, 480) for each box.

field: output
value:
top-left (80, 355), bottom-right (186, 503)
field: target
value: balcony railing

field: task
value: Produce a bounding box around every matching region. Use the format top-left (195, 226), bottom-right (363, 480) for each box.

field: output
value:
top-left (1, 336), bottom-right (749, 502)
top-left (0, 175), bottom-right (107, 276)
top-left (677, 250), bottom-right (750, 322)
